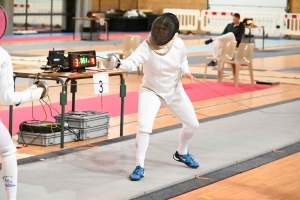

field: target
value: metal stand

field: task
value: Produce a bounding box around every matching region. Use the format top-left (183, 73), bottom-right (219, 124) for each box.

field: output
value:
top-left (71, 80), bottom-right (77, 111)
top-left (9, 105), bottom-right (13, 137)
top-left (119, 75), bottom-right (126, 137)
top-left (9, 72), bottom-right (126, 148)
top-left (262, 26), bottom-right (265, 50)
top-left (247, 26), bottom-right (265, 50)
top-left (60, 85), bottom-right (68, 148)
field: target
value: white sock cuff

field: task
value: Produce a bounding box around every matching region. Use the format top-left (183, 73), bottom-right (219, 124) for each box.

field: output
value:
top-left (135, 132), bottom-right (150, 168)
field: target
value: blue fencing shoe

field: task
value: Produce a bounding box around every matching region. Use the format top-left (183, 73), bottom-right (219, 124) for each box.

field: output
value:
top-left (173, 151), bottom-right (199, 168)
top-left (129, 166), bottom-right (145, 181)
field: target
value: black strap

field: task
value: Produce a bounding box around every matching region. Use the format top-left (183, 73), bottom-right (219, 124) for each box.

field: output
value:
top-left (116, 60), bottom-right (121, 68)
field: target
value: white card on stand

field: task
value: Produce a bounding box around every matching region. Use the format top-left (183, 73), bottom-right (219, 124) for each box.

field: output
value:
top-left (93, 73), bottom-right (109, 94)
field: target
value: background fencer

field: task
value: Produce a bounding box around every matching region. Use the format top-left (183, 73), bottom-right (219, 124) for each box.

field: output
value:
top-left (0, 6), bottom-right (44, 200)
top-left (109, 13), bottom-right (201, 181)
top-left (205, 13), bottom-right (245, 68)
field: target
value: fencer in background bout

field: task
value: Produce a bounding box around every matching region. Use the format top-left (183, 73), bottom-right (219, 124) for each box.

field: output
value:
top-left (0, 6), bottom-right (44, 200)
top-left (109, 13), bottom-right (201, 181)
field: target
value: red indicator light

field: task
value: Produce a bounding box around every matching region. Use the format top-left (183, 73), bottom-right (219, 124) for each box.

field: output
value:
top-left (73, 58), bottom-right (79, 67)
top-left (90, 58), bottom-right (95, 65)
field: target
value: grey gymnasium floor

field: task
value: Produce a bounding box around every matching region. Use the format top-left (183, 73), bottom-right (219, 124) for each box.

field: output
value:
top-left (0, 99), bottom-right (300, 200)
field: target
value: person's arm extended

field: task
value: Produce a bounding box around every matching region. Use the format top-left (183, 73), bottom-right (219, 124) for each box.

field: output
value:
top-left (119, 41), bottom-right (149, 71)
top-left (0, 49), bottom-right (43, 105)
top-left (236, 23), bottom-right (245, 44)
top-left (222, 24), bottom-right (229, 35)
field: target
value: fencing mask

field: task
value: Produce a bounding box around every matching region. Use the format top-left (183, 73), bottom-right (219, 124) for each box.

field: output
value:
top-left (0, 6), bottom-right (8, 39)
top-left (150, 13), bottom-right (179, 46)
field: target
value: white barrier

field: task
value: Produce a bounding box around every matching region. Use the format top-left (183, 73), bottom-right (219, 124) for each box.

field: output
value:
top-left (13, 3), bottom-right (32, 25)
top-left (280, 13), bottom-right (300, 36)
top-left (200, 10), bottom-right (279, 36)
top-left (13, 3), bottom-right (62, 26)
top-left (200, 10), bottom-right (235, 32)
top-left (241, 12), bottom-right (278, 35)
top-left (163, 9), bottom-right (200, 31)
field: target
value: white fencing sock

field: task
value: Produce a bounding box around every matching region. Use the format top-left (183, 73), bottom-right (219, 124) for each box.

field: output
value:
top-left (1, 153), bottom-right (18, 200)
top-left (135, 132), bottom-right (150, 168)
top-left (177, 126), bottom-right (194, 155)
top-left (0, 120), bottom-right (18, 200)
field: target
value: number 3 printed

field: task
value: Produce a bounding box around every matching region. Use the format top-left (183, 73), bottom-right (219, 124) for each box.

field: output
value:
top-left (99, 80), bottom-right (103, 93)
top-left (93, 73), bottom-right (108, 94)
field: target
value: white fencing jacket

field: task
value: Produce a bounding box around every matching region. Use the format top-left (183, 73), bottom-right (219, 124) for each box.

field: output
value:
top-left (120, 37), bottom-right (190, 104)
top-left (0, 47), bottom-right (31, 105)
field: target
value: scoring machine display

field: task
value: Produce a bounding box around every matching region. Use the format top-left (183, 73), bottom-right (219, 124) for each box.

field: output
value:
top-left (73, 55), bottom-right (96, 67)
top-left (68, 50), bottom-right (97, 70)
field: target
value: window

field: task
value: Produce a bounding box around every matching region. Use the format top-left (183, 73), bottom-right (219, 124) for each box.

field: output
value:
top-left (13, 0), bottom-right (64, 33)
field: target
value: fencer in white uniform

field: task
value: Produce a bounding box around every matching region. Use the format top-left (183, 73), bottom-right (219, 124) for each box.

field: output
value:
top-left (0, 6), bottom-right (44, 200)
top-left (117, 13), bottom-right (200, 181)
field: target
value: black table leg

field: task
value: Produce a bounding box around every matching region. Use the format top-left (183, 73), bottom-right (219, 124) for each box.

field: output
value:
top-left (249, 28), bottom-right (251, 43)
top-left (107, 22), bottom-right (109, 40)
top-left (9, 75), bottom-right (18, 136)
top-left (60, 84), bottom-right (68, 148)
top-left (70, 80), bottom-right (77, 111)
top-left (90, 20), bottom-right (92, 40)
top-left (119, 75), bottom-right (126, 137)
top-left (262, 26), bottom-right (265, 50)
top-left (9, 105), bottom-right (13, 137)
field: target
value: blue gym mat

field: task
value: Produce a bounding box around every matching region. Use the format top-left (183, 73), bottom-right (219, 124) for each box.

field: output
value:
top-left (276, 67), bottom-right (300, 73)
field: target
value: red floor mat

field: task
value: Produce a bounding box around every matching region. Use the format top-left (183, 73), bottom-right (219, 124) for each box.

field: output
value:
top-left (0, 81), bottom-right (272, 134)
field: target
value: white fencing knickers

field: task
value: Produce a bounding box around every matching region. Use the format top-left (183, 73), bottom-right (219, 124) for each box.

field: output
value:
top-left (135, 90), bottom-right (199, 168)
top-left (0, 120), bottom-right (17, 200)
top-left (212, 32), bottom-right (236, 58)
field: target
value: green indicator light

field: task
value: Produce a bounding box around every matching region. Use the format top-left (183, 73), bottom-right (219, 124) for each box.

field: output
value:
top-left (80, 56), bottom-right (88, 64)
